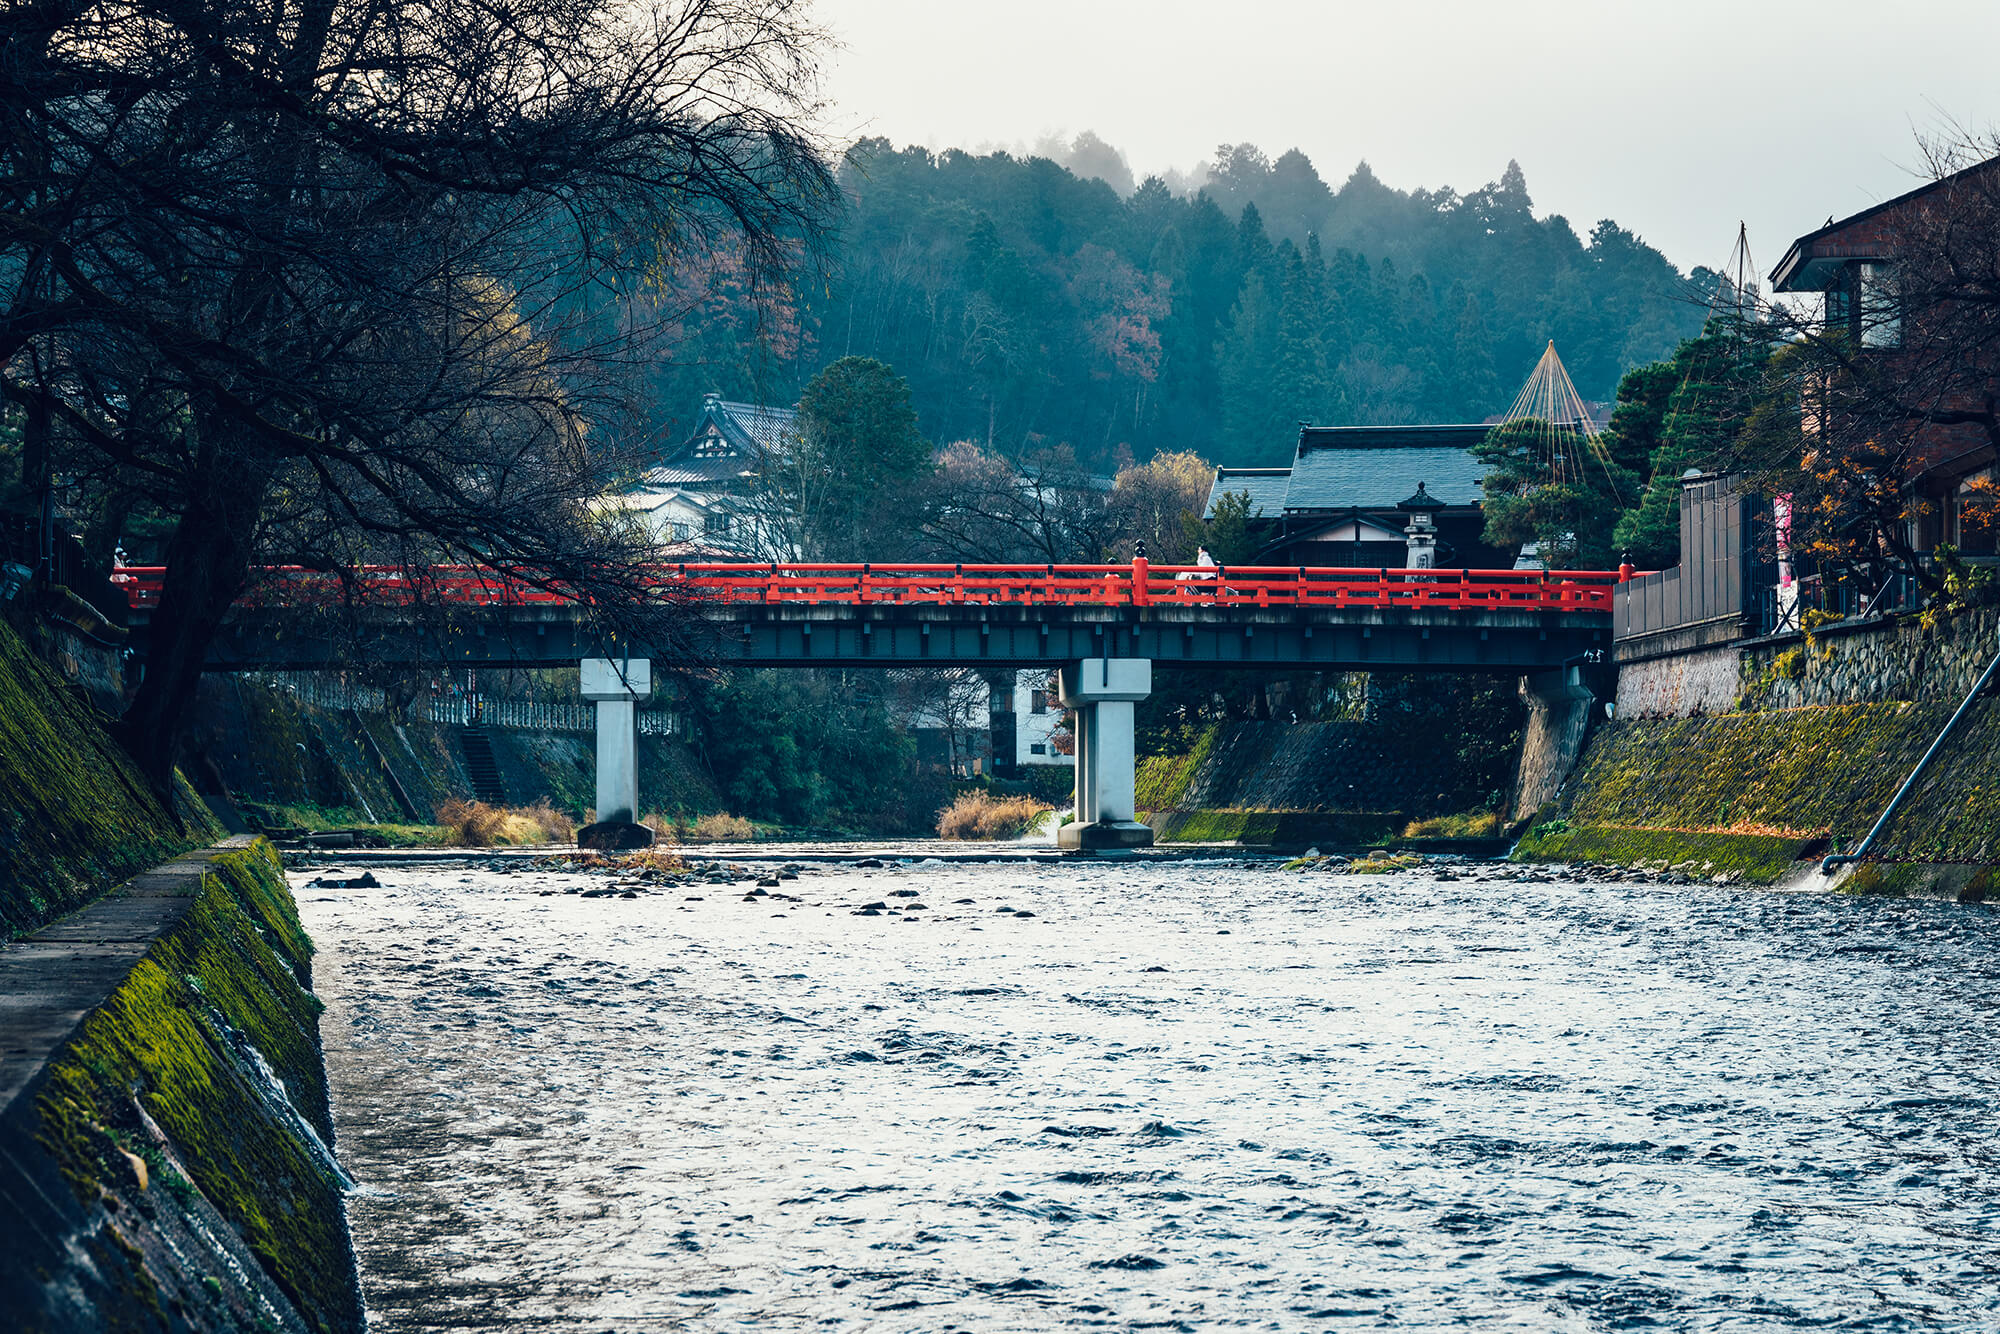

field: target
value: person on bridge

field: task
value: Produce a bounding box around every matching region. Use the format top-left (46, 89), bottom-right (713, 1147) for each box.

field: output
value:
top-left (1178, 547), bottom-right (1218, 581)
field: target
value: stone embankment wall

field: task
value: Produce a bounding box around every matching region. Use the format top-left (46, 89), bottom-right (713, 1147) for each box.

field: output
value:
top-left (1617, 607), bottom-right (2000, 719)
top-left (0, 616), bottom-right (219, 940)
top-left (1536, 608), bottom-right (2000, 884)
top-left (0, 841), bottom-right (361, 1333)
top-left (186, 676), bottom-right (719, 825)
top-left (1136, 698), bottom-right (1522, 847)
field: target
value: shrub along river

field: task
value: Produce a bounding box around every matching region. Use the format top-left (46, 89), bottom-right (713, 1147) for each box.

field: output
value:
top-left (298, 850), bottom-right (2000, 1331)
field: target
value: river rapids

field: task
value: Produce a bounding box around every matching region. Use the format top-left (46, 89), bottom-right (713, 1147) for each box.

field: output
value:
top-left (297, 850), bottom-right (2000, 1331)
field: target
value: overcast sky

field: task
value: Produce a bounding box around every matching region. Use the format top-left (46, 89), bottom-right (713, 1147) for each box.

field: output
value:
top-left (813, 0), bottom-right (2000, 277)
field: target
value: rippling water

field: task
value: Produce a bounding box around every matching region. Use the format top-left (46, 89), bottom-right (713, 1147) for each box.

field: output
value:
top-left (298, 850), bottom-right (2000, 1331)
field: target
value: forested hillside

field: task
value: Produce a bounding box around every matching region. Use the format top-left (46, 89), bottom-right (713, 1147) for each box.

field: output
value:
top-left (650, 139), bottom-right (1709, 469)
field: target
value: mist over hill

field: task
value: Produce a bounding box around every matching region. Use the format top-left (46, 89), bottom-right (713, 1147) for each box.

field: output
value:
top-left (648, 137), bottom-right (1710, 469)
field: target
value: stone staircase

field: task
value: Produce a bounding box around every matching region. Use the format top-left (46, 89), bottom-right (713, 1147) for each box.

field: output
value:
top-left (458, 727), bottom-right (508, 805)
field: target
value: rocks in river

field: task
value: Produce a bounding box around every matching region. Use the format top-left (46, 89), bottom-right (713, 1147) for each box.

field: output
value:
top-left (1090, 1253), bottom-right (1167, 1271)
top-left (1136, 1120), bottom-right (1187, 1137)
top-left (858, 901), bottom-right (889, 910)
top-left (1013, 911), bottom-right (1037, 918)
top-left (619, 891), bottom-right (638, 899)
top-left (953, 898), bottom-right (976, 905)
top-left (906, 903), bottom-right (927, 911)
top-left (888, 889), bottom-right (919, 898)
top-left (757, 877), bottom-right (781, 888)
top-left (993, 905), bottom-right (1014, 913)
top-left (308, 871), bottom-right (379, 888)
top-left (855, 858), bottom-right (885, 868)
top-left (1143, 965), bottom-right (1168, 973)
top-left (853, 907), bottom-right (883, 917)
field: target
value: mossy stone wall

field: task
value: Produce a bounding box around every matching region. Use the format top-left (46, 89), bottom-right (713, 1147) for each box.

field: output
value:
top-left (0, 616), bottom-right (220, 939)
top-left (3, 841), bottom-right (362, 1333)
top-left (1738, 608), bottom-right (1999, 711)
top-left (1148, 808), bottom-right (1404, 847)
top-left (1559, 702), bottom-right (2000, 862)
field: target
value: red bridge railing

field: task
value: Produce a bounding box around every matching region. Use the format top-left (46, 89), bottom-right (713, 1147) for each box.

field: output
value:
top-left (114, 562), bottom-right (1629, 613)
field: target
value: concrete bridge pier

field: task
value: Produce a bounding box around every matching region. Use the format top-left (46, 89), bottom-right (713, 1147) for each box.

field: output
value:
top-left (577, 657), bottom-right (654, 851)
top-left (1057, 658), bottom-right (1154, 851)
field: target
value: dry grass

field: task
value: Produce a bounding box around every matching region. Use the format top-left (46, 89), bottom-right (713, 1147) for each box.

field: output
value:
top-left (436, 798), bottom-right (576, 847)
top-left (937, 791), bottom-right (1053, 841)
top-left (687, 812), bottom-right (755, 842)
top-left (641, 813), bottom-right (683, 843)
top-left (1402, 811), bottom-right (1503, 840)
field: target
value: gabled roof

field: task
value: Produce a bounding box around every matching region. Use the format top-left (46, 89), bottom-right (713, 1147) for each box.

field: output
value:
top-left (1202, 467), bottom-right (1290, 520)
top-left (642, 393), bottom-right (799, 488)
top-left (1284, 439), bottom-right (1490, 511)
top-left (1202, 427), bottom-right (1494, 518)
top-left (1772, 154), bottom-right (2000, 292)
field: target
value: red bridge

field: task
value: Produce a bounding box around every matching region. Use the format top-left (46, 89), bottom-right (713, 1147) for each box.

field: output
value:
top-left (118, 561), bottom-right (1623, 614)
top-left (118, 559), bottom-right (1625, 850)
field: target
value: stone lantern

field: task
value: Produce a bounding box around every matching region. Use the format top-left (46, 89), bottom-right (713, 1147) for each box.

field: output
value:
top-left (1396, 481), bottom-right (1446, 569)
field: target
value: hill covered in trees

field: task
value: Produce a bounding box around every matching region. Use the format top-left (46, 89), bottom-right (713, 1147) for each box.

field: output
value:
top-left (653, 139), bottom-right (1710, 469)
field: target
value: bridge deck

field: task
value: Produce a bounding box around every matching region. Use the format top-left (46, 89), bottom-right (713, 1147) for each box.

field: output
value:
top-left (117, 563), bottom-right (1621, 672)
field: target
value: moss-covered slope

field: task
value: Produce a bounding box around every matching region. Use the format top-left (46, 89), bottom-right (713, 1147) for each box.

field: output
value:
top-left (4, 841), bottom-right (360, 1333)
top-left (0, 617), bottom-right (219, 939)
top-left (1526, 701), bottom-right (2000, 879)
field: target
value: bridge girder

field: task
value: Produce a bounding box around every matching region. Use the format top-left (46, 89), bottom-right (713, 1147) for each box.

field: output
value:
top-left (157, 602), bottom-right (1610, 674)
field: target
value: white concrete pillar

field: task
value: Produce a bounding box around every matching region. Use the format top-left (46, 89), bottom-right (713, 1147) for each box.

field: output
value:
top-left (1056, 658), bottom-right (1152, 850)
top-left (1087, 699), bottom-right (1137, 823)
top-left (594, 698), bottom-right (639, 824)
top-left (580, 658), bottom-right (651, 844)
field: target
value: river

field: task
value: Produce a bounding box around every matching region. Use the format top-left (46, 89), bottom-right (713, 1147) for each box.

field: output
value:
top-left (297, 849), bottom-right (2000, 1331)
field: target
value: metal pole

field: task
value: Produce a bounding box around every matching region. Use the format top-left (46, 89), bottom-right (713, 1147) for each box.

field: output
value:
top-left (1823, 635), bottom-right (2000, 874)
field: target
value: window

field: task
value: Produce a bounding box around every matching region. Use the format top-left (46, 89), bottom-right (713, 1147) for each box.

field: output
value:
top-left (1858, 263), bottom-right (1901, 349)
top-left (1030, 743), bottom-right (1047, 755)
top-left (704, 513), bottom-right (732, 536)
top-left (1030, 689), bottom-right (1052, 715)
top-left (665, 520), bottom-right (690, 542)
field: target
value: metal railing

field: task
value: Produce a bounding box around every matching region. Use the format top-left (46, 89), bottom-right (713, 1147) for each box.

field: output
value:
top-left (422, 694), bottom-right (680, 735)
top-left (114, 561), bottom-right (1629, 614)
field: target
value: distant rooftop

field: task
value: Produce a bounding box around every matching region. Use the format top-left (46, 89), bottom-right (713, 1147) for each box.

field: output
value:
top-left (641, 393), bottom-right (799, 489)
top-left (1204, 424), bottom-right (1494, 519)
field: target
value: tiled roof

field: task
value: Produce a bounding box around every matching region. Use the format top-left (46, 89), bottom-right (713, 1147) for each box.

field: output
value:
top-left (712, 400), bottom-right (800, 454)
top-left (1203, 468), bottom-right (1291, 520)
top-left (642, 456), bottom-right (755, 487)
top-left (643, 395), bottom-right (799, 487)
top-left (1284, 444), bottom-right (1490, 510)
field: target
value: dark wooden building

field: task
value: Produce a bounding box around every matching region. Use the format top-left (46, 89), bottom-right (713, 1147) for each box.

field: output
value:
top-left (1204, 424), bottom-right (1515, 568)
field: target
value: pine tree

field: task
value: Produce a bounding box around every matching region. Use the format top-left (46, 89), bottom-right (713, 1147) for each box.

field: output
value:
top-left (1217, 271), bottom-right (1284, 463)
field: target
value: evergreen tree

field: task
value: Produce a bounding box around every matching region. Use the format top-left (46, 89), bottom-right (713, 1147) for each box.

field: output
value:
top-left (1474, 418), bottom-right (1639, 567)
top-left (1272, 246), bottom-right (1335, 427)
top-left (1609, 319), bottom-right (1774, 567)
top-left (1217, 272), bottom-right (1284, 462)
top-left (792, 357), bottom-right (932, 559)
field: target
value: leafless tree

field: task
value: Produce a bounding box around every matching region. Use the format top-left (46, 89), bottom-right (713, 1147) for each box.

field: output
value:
top-left (0, 0), bottom-right (837, 791)
top-left (919, 440), bottom-right (1114, 563)
top-left (1729, 129), bottom-right (2000, 605)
